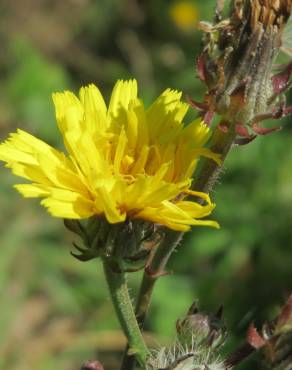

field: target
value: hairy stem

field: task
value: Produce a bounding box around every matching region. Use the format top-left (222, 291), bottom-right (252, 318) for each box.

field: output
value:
top-left (121, 230), bottom-right (183, 370)
top-left (102, 258), bottom-right (149, 368)
top-left (135, 230), bottom-right (185, 326)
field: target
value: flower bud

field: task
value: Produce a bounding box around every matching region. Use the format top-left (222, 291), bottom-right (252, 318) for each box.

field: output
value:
top-left (148, 303), bottom-right (228, 370)
top-left (176, 303), bottom-right (227, 350)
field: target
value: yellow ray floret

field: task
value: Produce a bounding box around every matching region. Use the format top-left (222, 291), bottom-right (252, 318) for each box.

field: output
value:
top-left (0, 80), bottom-right (220, 231)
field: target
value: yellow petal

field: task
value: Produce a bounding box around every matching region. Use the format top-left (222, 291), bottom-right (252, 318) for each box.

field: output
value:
top-left (41, 192), bottom-right (95, 219)
top-left (147, 88), bottom-right (188, 140)
top-left (135, 204), bottom-right (191, 231)
top-left (79, 84), bottom-right (107, 118)
top-left (108, 79), bottom-right (138, 118)
top-left (130, 145), bottom-right (149, 175)
top-left (139, 182), bottom-right (179, 207)
top-left (0, 129), bottom-right (69, 167)
top-left (184, 189), bottom-right (212, 204)
top-left (52, 91), bottom-right (83, 134)
top-left (126, 108), bottom-right (138, 151)
top-left (14, 184), bottom-right (50, 198)
top-left (0, 143), bottom-right (37, 165)
top-left (96, 187), bottom-right (126, 224)
top-left (114, 127), bottom-right (128, 173)
top-left (36, 154), bottom-right (89, 195)
top-left (136, 200), bottom-right (219, 231)
top-left (9, 162), bottom-right (53, 185)
top-left (79, 84), bottom-right (108, 133)
top-left (176, 200), bottom-right (216, 218)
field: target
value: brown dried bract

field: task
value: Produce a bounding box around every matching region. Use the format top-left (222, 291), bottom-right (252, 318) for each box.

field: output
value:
top-left (193, 0), bottom-right (292, 140)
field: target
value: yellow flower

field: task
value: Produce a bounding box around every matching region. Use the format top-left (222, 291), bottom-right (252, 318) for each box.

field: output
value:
top-left (169, 1), bottom-right (198, 31)
top-left (0, 80), bottom-right (219, 231)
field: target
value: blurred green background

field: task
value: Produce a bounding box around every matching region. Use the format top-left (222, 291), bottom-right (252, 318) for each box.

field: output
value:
top-left (0, 1), bottom-right (292, 369)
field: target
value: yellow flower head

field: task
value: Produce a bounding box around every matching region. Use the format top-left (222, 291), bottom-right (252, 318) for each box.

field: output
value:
top-left (0, 80), bottom-right (219, 232)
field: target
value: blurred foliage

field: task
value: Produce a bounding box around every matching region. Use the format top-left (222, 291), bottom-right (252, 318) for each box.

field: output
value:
top-left (0, 1), bottom-right (292, 369)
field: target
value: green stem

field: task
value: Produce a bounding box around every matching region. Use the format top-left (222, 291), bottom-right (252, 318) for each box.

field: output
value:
top-left (122, 124), bottom-right (237, 370)
top-left (102, 258), bottom-right (149, 368)
top-left (121, 230), bottom-right (183, 370)
top-left (135, 230), bottom-right (184, 326)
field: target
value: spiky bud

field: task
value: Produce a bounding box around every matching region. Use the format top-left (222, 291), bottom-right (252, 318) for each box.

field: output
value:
top-left (148, 303), bottom-right (227, 370)
top-left (176, 302), bottom-right (226, 350)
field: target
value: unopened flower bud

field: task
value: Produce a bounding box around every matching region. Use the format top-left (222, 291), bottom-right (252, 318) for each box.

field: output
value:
top-left (176, 303), bottom-right (227, 350)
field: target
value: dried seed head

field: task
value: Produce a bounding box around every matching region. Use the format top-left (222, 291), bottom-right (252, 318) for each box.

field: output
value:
top-left (196, 0), bottom-right (292, 139)
top-left (245, 0), bottom-right (291, 30)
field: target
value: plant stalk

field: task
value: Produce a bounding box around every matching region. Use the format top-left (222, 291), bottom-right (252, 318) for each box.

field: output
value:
top-left (102, 258), bottom-right (149, 369)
